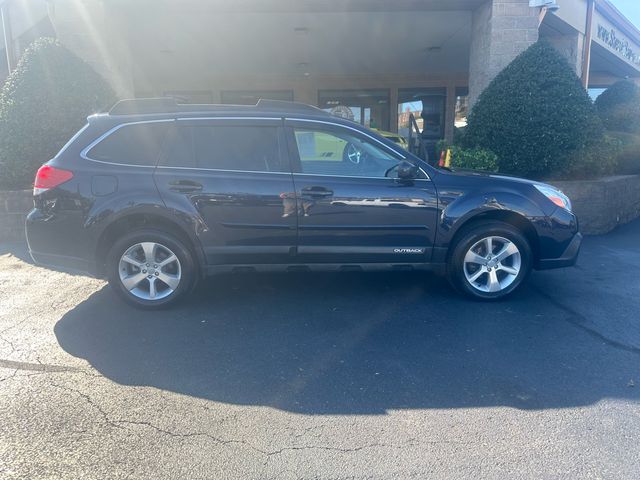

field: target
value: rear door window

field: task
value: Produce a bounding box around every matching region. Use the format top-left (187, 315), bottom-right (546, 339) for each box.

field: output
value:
top-left (158, 124), bottom-right (287, 173)
top-left (86, 122), bottom-right (170, 166)
top-left (160, 126), bottom-right (194, 168)
top-left (193, 125), bottom-right (284, 172)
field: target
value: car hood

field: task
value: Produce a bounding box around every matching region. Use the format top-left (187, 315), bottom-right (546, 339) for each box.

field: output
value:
top-left (440, 167), bottom-right (544, 187)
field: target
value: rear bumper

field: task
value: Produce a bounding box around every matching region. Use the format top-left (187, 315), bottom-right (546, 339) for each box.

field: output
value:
top-left (26, 208), bottom-right (98, 277)
top-left (536, 232), bottom-right (582, 270)
top-left (29, 250), bottom-right (97, 277)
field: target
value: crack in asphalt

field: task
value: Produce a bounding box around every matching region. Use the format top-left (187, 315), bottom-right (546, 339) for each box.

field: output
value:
top-left (0, 311), bottom-right (40, 337)
top-left (49, 383), bottom-right (439, 462)
top-left (0, 368), bottom-right (18, 383)
top-left (0, 332), bottom-right (17, 355)
top-left (530, 285), bottom-right (640, 356)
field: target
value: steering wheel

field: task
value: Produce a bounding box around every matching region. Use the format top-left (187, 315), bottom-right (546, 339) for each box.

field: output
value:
top-left (344, 143), bottom-right (363, 165)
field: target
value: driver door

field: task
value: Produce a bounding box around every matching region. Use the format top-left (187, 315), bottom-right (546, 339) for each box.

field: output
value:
top-left (285, 119), bottom-right (439, 264)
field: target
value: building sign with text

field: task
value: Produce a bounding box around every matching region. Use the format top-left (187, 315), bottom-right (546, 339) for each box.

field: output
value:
top-left (596, 24), bottom-right (640, 68)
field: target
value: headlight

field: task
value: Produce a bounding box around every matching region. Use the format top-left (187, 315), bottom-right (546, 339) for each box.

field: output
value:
top-left (534, 184), bottom-right (572, 212)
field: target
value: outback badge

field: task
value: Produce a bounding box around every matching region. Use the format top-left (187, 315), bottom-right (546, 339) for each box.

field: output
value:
top-left (393, 248), bottom-right (425, 254)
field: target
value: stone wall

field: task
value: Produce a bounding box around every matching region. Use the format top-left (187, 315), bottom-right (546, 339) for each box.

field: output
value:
top-left (0, 190), bottom-right (32, 243)
top-left (552, 175), bottom-right (640, 235)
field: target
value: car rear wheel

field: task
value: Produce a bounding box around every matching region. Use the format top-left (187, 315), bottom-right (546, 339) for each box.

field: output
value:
top-left (107, 229), bottom-right (196, 309)
top-left (447, 221), bottom-right (532, 300)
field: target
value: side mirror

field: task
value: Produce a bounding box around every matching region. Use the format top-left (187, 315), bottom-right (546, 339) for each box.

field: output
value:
top-left (397, 161), bottom-right (419, 180)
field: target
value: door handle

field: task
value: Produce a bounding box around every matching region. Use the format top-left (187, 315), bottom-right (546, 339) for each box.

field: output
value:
top-left (168, 180), bottom-right (203, 193)
top-left (301, 187), bottom-right (334, 197)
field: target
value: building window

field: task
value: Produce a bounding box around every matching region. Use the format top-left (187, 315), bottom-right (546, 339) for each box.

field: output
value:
top-left (221, 90), bottom-right (294, 105)
top-left (318, 89), bottom-right (390, 131)
top-left (397, 88), bottom-right (446, 141)
top-left (455, 87), bottom-right (469, 129)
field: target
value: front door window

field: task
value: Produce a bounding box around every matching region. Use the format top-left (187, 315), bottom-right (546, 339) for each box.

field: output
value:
top-left (293, 128), bottom-right (401, 178)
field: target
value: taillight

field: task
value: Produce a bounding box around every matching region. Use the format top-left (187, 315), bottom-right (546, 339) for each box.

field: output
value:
top-left (33, 165), bottom-right (74, 195)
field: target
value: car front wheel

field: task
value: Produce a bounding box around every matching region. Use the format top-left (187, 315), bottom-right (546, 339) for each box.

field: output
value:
top-left (447, 221), bottom-right (532, 300)
top-left (107, 229), bottom-right (196, 309)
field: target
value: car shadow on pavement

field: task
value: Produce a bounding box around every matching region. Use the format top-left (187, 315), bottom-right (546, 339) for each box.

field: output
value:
top-left (0, 241), bottom-right (31, 263)
top-left (54, 269), bottom-right (640, 414)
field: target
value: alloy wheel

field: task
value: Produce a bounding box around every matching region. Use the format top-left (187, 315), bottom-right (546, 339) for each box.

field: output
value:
top-left (118, 242), bottom-right (182, 301)
top-left (463, 236), bottom-right (521, 293)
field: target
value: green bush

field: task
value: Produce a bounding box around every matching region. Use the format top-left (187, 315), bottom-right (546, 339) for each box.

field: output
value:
top-left (594, 80), bottom-right (640, 133)
top-left (0, 38), bottom-right (116, 190)
top-left (435, 139), bottom-right (449, 158)
top-left (607, 131), bottom-right (640, 175)
top-left (463, 41), bottom-right (605, 179)
top-left (562, 133), bottom-right (621, 180)
top-left (449, 146), bottom-right (499, 172)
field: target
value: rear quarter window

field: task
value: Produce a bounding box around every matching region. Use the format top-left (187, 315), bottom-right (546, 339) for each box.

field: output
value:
top-left (85, 122), bottom-right (170, 166)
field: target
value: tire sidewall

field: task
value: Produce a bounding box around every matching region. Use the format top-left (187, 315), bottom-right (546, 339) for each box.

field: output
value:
top-left (107, 229), bottom-right (196, 309)
top-left (449, 222), bottom-right (532, 300)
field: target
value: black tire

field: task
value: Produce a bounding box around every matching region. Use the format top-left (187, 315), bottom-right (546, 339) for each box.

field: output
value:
top-left (106, 229), bottom-right (197, 309)
top-left (446, 221), bottom-right (533, 301)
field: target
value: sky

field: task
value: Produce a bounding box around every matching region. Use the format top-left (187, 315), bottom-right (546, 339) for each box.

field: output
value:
top-left (610, 0), bottom-right (640, 28)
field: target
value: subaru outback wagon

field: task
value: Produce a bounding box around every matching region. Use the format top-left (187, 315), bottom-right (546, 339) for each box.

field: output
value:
top-left (26, 99), bottom-right (582, 308)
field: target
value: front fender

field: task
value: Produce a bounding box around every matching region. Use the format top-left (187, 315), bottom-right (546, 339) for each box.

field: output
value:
top-left (436, 190), bottom-right (548, 248)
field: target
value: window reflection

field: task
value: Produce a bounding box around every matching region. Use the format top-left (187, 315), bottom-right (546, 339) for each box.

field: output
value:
top-left (455, 87), bottom-right (469, 129)
top-left (319, 89), bottom-right (390, 131)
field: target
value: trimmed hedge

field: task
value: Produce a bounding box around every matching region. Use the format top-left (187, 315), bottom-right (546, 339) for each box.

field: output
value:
top-left (449, 147), bottom-right (499, 172)
top-left (0, 38), bottom-right (116, 190)
top-left (607, 131), bottom-right (640, 175)
top-left (463, 41), bottom-right (605, 180)
top-left (563, 133), bottom-right (621, 180)
top-left (595, 80), bottom-right (640, 133)
top-left (435, 141), bottom-right (499, 173)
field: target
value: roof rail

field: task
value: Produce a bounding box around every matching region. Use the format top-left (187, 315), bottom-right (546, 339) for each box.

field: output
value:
top-left (109, 98), bottom-right (179, 115)
top-left (108, 97), bottom-right (330, 116)
top-left (255, 99), bottom-right (328, 115)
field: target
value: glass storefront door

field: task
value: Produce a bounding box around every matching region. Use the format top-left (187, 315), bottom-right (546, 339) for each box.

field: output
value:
top-left (455, 87), bottom-right (469, 129)
top-left (398, 88), bottom-right (446, 162)
top-left (318, 89), bottom-right (390, 131)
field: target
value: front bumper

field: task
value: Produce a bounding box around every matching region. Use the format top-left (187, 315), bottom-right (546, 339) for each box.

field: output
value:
top-left (536, 231), bottom-right (582, 270)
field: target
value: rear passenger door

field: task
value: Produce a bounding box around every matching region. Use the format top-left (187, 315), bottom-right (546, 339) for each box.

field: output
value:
top-left (154, 118), bottom-right (296, 265)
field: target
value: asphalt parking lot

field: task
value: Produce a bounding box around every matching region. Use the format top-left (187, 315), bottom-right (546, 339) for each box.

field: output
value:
top-left (1, 221), bottom-right (639, 479)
